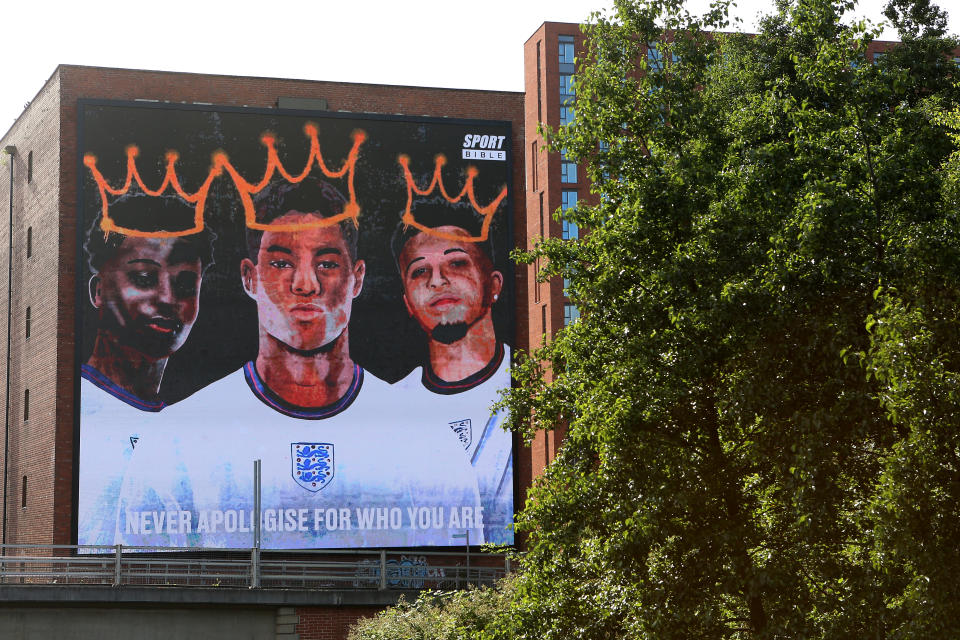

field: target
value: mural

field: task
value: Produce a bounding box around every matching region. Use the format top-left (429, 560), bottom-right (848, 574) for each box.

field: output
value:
top-left (75, 102), bottom-right (514, 550)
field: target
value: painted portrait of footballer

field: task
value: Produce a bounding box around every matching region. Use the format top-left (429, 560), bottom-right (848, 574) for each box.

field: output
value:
top-left (76, 102), bottom-right (515, 550)
top-left (392, 200), bottom-right (514, 544)
top-left (77, 193), bottom-right (213, 546)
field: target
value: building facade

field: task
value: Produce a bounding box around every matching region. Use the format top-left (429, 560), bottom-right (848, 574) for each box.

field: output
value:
top-left (0, 65), bottom-right (534, 550)
top-left (0, 64), bottom-right (535, 640)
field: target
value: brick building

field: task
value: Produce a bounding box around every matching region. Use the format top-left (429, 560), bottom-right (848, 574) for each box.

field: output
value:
top-left (0, 64), bottom-right (533, 550)
top-left (0, 64), bottom-right (533, 639)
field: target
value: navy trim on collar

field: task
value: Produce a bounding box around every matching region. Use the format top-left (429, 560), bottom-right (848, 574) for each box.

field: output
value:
top-left (422, 342), bottom-right (505, 395)
top-left (242, 361), bottom-right (363, 419)
top-left (80, 364), bottom-right (166, 412)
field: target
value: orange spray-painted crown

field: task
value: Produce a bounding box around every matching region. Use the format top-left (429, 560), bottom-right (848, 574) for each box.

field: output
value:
top-left (397, 154), bottom-right (508, 242)
top-left (83, 124), bottom-right (366, 237)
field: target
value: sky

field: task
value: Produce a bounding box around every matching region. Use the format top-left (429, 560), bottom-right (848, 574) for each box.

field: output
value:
top-left (2, 0), bottom-right (958, 136)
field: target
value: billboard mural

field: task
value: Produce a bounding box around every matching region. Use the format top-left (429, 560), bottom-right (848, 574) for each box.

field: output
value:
top-left (75, 102), bottom-right (514, 549)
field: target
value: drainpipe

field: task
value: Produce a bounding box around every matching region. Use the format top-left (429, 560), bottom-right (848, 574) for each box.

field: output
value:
top-left (2, 144), bottom-right (16, 552)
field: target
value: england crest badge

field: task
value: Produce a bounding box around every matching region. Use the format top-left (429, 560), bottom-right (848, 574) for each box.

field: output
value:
top-left (292, 443), bottom-right (334, 492)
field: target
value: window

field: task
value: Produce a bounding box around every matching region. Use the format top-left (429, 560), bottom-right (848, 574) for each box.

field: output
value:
top-left (564, 304), bottom-right (580, 326)
top-left (561, 152), bottom-right (577, 183)
top-left (23, 388), bottom-right (29, 421)
top-left (537, 42), bottom-right (542, 122)
top-left (26, 226), bottom-right (32, 258)
top-left (21, 476), bottom-right (27, 509)
top-left (873, 52), bottom-right (886, 64)
top-left (539, 192), bottom-right (545, 237)
top-left (559, 35), bottom-right (575, 65)
top-left (531, 141), bottom-right (538, 190)
top-left (559, 74), bottom-right (575, 104)
top-left (562, 190), bottom-right (579, 235)
top-left (559, 72), bottom-right (575, 127)
top-left (25, 306), bottom-right (30, 339)
top-left (541, 305), bottom-right (548, 336)
top-left (534, 259), bottom-right (541, 304)
top-left (563, 277), bottom-right (571, 295)
top-left (27, 151), bottom-right (33, 183)
top-left (647, 44), bottom-right (664, 71)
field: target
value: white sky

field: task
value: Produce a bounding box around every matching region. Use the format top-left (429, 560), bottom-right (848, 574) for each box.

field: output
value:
top-left (2, 0), bottom-right (957, 136)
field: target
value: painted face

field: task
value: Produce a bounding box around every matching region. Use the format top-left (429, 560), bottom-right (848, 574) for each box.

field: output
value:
top-left (399, 226), bottom-right (502, 336)
top-left (92, 236), bottom-right (203, 359)
top-left (242, 212), bottom-right (364, 351)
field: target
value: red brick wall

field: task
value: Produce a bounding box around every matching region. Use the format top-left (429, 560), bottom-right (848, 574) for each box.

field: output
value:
top-left (0, 70), bottom-right (63, 545)
top-left (294, 605), bottom-right (384, 640)
top-left (522, 23), bottom-right (585, 486)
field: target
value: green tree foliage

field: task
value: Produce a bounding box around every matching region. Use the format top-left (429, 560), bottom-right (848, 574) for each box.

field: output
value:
top-left (499, 0), bottom-right (960, 637)
top-left (347, 577), bottom-right (516, 640)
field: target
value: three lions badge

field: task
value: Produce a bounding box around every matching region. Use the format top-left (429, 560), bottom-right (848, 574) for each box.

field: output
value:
top-left (292, 443), bottom-right (334, 492)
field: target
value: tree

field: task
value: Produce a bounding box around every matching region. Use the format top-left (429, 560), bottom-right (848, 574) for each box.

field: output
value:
top-left (499, 0), bottom-right (960, 638)
top-left (347, 577), bottom-right (517, 640)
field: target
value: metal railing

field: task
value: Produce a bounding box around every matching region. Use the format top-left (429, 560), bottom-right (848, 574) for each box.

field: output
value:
top-left (0, 544), bottom-right (510, 590)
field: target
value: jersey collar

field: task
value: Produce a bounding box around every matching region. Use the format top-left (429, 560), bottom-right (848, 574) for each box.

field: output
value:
top-left (422, 342), bottom-right (504, 395)
top-left (242, 361), bottom-right (364, 419)
top-left (80, 364), bottom-right (166, 412)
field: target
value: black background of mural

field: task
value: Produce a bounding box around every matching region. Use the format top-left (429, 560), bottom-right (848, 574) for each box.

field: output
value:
top-left (79, 103), bottom-right (514, 402)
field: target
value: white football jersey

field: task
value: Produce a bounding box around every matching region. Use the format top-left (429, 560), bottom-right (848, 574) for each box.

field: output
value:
top-left (77, 365), bottom-right (165, 547)
top-left (395, 343), bottom-right (514, 545)
top-left (117, 362), bottom-right (484, 549)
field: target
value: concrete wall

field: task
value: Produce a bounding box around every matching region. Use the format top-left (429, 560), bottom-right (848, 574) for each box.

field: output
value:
top-left (0, 585), bottom-right (407, 640)
top-left (0, 607), bottom-right (275, 640)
